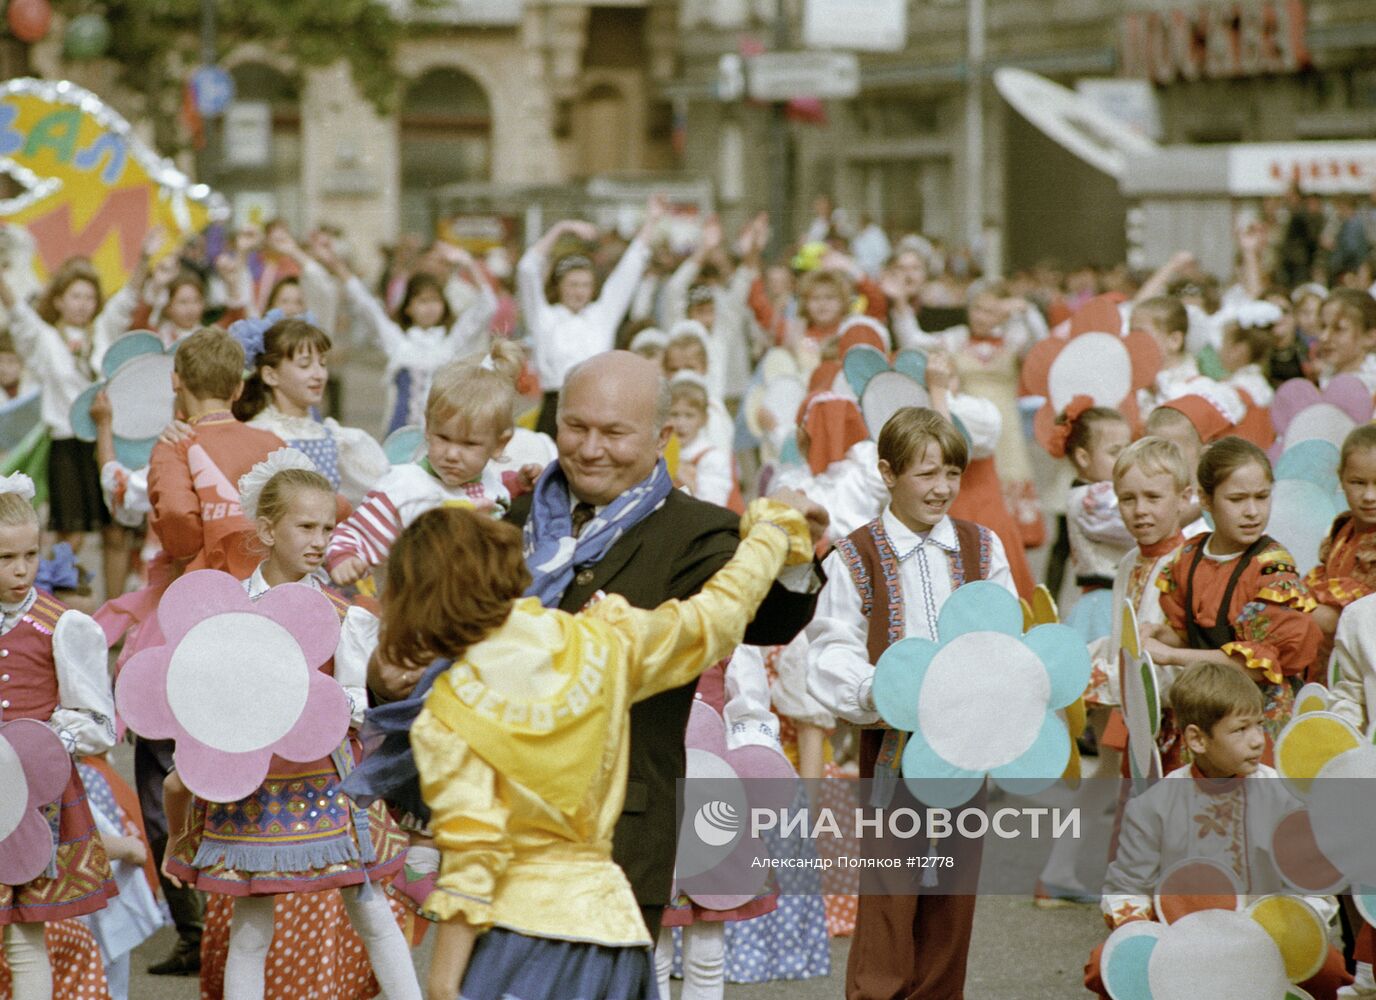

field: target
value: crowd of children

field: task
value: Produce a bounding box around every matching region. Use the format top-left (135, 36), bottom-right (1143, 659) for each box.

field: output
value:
top-left (3, 196), bottom-right (1376, 1000)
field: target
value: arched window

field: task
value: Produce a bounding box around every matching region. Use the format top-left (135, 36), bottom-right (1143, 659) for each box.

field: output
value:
top-left (400, 68), bottom-right (492, 237)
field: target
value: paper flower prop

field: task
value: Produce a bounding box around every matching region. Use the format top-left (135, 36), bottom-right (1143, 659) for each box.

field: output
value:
top-left (744, 348), bottom-right (807, 463)
top-left (1099, 905), bottom-right (1324, 1000)
top-left (382, 425), bottom-right (426, 465)
top-left (0, 718), bottom-right (70, 885)
top-left (674, 699), bottom-right (796, 909)
top-left (841, 341), bottom-right (932, 439)
top-left (69, 332), bottom-right (176, 469)
top-left (1022, 293), bottom-right (1162, 451)
top-left (1269, 375), bottom-right (1372, 460)
top-left (1268, 439), bottom-right (1347, 576)
top-left (871, 580), bottom-right (1090, 807)
top-left (115, 569), bottom-right (348, 803)
top-left (1119, 602), bottom-right (1163, 786)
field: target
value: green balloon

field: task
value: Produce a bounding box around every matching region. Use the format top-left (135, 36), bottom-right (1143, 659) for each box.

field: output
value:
top-left (63, 13), bottom-right (111, 59)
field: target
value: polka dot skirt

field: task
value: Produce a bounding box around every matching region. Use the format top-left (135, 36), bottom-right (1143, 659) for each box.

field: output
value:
top-left (0, 918), bottom-right (112, 999)
top-left (199, 889), bottom-right (413, 1000)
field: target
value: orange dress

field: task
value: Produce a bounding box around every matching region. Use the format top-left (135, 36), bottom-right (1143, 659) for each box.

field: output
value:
top-left (0, 919), bottom-right (111, 1000)
top-left (1158, 534), bottom-right (1321, 737)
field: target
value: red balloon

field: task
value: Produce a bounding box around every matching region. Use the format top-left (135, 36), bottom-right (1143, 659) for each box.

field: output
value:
top-left (8, 0), bottom-right (53, 44)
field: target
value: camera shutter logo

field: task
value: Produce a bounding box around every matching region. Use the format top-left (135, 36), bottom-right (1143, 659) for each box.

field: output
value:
top-left (693, 799), bottom-right (740, 848)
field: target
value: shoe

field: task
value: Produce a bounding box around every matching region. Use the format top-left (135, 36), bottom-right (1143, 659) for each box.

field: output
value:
top-left (1033, 880), bottom-right (1097, 910)
top-left (147, 938), bottom-right (201, 976)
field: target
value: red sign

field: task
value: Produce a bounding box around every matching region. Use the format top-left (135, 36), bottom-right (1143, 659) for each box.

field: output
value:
top-left (1120, 1), bottom-right (1310, 84)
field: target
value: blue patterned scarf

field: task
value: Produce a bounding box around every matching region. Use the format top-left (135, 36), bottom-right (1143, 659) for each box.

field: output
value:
top-left (523, 459), bottom-right (673, 607)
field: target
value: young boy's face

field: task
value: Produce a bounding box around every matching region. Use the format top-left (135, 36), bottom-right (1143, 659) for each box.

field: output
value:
top-left (1186, 709), bottom-right (1266, 779)
top-left (1316, 300), bottom-right (1373, 376)
top-left (1115, 466), bottom-right (1186, 549)
top-left (879, 440), bottom-right (961, 532)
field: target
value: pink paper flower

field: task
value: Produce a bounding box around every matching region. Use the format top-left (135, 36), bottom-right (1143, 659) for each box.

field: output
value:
top-left (0, 718), bottom-right (71, 885)
top-left (116, 570), bottom-right (348, 804)
top-left (1268, 374), bottom-right (1373, 460)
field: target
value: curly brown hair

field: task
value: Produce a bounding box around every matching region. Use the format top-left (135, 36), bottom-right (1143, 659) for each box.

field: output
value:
top-left (378, 506), bottom-right (531, 670)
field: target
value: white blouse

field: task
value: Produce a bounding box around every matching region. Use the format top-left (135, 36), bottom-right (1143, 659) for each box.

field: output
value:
top-left (1, 588), bottom-right (115, 755)
top-left (806, 509), bottom-right (1015, 726)
top-left (517, 237), bottom-right (651, 390)
top-left (8, 286), bottom-right (138, 438)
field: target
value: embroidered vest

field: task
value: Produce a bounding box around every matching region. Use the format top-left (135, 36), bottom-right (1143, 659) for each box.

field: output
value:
top-left (0, 591), bottom-right (68, 721)
top-left (833, 517), bottom-right (990, 665)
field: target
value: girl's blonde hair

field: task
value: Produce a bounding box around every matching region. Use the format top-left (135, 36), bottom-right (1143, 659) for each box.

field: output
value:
top-left (37, 258), bottom-right (104, 327)
top-left (669, 379), bottom-right (708, 414)
top-left (256, 468), bottom-right (335, 526)
top-left (0, 492), bottom-right (38, 528)
top-left (427, 340), bottom-right (523, 434)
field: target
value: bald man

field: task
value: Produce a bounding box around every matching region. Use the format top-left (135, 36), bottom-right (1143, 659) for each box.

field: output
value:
top-left (510, 350), bottom-right (824, 939)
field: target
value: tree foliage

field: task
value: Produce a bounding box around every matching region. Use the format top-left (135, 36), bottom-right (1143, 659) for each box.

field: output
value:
top-left (50, 0), bottom-right (411, 149)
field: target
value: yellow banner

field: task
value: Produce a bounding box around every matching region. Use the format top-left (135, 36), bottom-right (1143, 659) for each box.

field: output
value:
top-left (0, 78), bottom-right (225, 292)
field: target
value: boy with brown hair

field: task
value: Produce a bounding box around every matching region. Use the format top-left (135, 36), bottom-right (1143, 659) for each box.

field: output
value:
top-left (1085, 660), bottom-right (1351, 998)
top-left (806, 406), bottom-right (1015, 998)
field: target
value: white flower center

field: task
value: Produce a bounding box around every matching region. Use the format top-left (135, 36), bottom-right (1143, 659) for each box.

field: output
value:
top-left (919, 632), bottom-right (1050, 772)
top-left (0, 734), bottom-right (31, 840)
top-left (166, 612), bottom-right (310, 754)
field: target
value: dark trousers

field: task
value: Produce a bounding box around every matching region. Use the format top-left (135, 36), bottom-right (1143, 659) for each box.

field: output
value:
top-left (134, 736), bottom-right (204, 944)
top-left (845, 730), bottom-right (981, 1000)
top-left (1044, 514), bottom-right (1070, 598)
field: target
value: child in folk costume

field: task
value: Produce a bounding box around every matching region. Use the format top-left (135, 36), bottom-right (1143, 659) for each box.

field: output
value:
top-left (1037, 437), bottom-right (1194, 906)
top-left (161, 454), bottom-right (417, 1000)
top-left (338, 243), bottom-right (497, 436)
top-left (395, 495), bottom-right (814, 999)
top-left (518, 198), bottom-right (663, 437)
top-left (1085, 661), bottom-right (1351, 1000)
top-left (668, 374), bottom-right (737, 510)
top-left (806, 407), bottom-right (1015, 1000)
top-left (327, 342), bottom-right (523, 588)
top-left (0, 238), bottom-right (154, 600)
top-left (1309, 424), bottom-right (1376, 665)
top-left (0, 474), bottom-right (117, 1000)
top-left (1216, 300), bottom-right (1280, 408)
top-left (1313, 288), bottom-right (1376, 394)
top-left (1045, 398), bottom-right (1134, 641)
top-left (1325, 590), bottom-right (1376, 997)
top-left (655, 652), bottom-right (789, 1000)
top-left (231, 315), bottom-right (388, 507)
top-left (1153, 437), bottom-right (1322, 742)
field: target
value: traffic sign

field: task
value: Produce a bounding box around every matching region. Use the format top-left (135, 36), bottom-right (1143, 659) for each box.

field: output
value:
top-left (747, 52), bottom-right (860, 102)
top-left (192, 65), bottom-right (235, 118)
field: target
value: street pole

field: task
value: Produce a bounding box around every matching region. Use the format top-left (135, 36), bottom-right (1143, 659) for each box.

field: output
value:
top-left (766, 0), bottom-right (791, 258)
top-left (200, 0), bottom-right (219, 186)
top-left (964, 0), bottom-right (985, 261)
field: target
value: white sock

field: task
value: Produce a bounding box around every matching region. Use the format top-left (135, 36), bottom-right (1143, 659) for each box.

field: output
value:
top-left (654, 925), bottom-right (675, 1000)
top-left (341, 885), bottom-right (422, 1000)
top-left (223, 896), bottom-right (275, 1000)
top-left (3, 923), bottom-right (52, 1000)
top-left (680, 922), bottom-right (724, 1000)
top-left (405, 844), bottom-right (440, 876)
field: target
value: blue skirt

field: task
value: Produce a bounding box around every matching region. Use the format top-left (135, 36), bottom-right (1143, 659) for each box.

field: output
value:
top-left (460, 929), bottom-right (658, 1000)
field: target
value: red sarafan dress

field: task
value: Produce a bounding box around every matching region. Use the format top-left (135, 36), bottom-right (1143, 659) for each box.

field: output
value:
top-left (1306, 512), bottom-right (1376, 669)
top-left (0, 918), bottom-right (111, 1000)
top-left (1157, 534), bottom-right (1322, 739)
top-left (0, 590), bottom-right (116, 925)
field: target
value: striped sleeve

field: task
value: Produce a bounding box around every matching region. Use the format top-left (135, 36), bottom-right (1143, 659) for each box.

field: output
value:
top-left (326, 489), bottom-right (405, 570)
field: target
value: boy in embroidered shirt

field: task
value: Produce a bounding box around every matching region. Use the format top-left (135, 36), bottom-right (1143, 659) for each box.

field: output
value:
top-left (1085, 660), bottom-right (1351, 999)
top-left (328, 343), bottom-right (524, 587)
top-left (805, 406), bottom-right (1014, 1000)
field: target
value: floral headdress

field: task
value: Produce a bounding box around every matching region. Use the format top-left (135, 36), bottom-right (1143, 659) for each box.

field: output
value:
top-left (237, 448), bottom-right (320, 522)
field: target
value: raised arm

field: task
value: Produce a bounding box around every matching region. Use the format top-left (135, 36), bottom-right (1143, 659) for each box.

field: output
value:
top-left (592, 497), bottom-right (813, 702)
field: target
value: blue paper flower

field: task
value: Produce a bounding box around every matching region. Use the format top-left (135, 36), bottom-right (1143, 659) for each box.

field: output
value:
top-left (871, 580), bottom-right (1091, 808)
top-left (229, 309), bottom-right (320, 368)
top-left (69, 333), bottom-right (178, 470)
